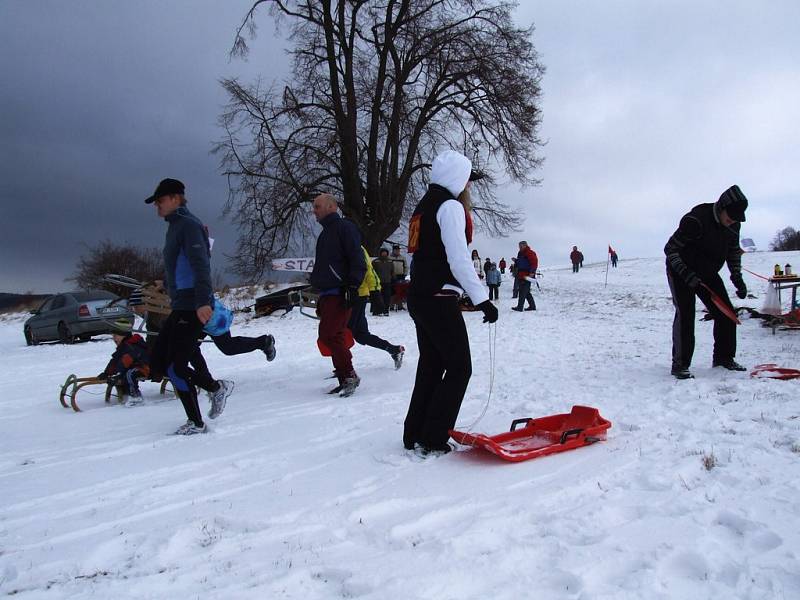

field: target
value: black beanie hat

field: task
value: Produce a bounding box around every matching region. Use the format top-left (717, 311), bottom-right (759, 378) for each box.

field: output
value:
top-left (716, 185), bottom-right (748, 222)
top-left (145, 178), bottom-right (185, 204)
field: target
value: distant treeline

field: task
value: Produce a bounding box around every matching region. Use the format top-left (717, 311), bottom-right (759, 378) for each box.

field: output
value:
top-left (771, 227), bottom-right (800, 252)
top-left (0, 293), bottom-right (49, 313)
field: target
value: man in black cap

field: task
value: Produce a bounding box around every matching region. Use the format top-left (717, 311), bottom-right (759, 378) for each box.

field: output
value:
top-left (145, 178), bottom-right (233, 434)
top-left (664, 185), bottom-right (749, 379)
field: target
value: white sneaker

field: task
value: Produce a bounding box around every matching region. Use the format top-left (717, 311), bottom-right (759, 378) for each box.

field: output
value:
top-left (124, 395), bottom-right (144, 407)
top-left (207, 380), bottom-right (234, 419)
top-left (174, 420), bottom-right (208, 435)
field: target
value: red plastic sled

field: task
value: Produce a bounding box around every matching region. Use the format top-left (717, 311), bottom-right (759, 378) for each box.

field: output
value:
top-left (750, 363), bottom-right (800, 380)
top-left (449, 405), bottom-right (611, 463)
top-left (700, 283), bottom-right (741, 325)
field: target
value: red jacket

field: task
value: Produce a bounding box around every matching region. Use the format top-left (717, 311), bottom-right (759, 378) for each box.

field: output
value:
top-left (517, 247), bottom-right (538, 279)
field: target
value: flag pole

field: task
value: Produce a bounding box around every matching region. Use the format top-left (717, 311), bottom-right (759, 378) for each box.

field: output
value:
top-left (604, 245), bottom-right (611, 288)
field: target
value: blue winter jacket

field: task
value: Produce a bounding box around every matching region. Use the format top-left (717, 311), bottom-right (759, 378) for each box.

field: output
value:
top-left (309, 213), bottom-right (366, 292)
top-left (486, 268), bottom-right (501, 286)
top-left (163, 206), bottom-right (213, 311)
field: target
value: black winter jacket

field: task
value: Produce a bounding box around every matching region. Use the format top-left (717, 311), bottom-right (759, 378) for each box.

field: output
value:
top-left (310, 213), bottom-right (366, 291)
top-left (664, 203), bottom-right (743, 287)
top-left (163, 207), bottom-right (213, 311)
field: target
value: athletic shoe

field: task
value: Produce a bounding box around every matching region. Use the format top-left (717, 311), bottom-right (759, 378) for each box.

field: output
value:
top-left (511, 307), bottom-right (523, 312)
top-left (713, 359), bottom-right (747, 371)
top-left (207, 380), bottom-right (234, 419)
top-left (174, 420), bottom-right (208, 435)
top-left (391, 346), bottom-right (405, 370)
top-left (263, 335), bottom-right (276, 362)
top-left (327, 384), bottom-right (343, 395)
top-left (124, 395), bottom-right (144, 407)
top-left (671, 367), bottom-right (694, 380)
top-left (339, 375), bottom-right (361, 397)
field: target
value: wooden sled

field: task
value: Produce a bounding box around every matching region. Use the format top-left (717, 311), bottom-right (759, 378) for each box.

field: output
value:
top-left (449, 405), bottom-right (612, 463)
top-left (58, 374), bottom-right (178, 412)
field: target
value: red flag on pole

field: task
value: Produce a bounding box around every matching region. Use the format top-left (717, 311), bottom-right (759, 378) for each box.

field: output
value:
top-left (608, 245), bottom-right (614, 254)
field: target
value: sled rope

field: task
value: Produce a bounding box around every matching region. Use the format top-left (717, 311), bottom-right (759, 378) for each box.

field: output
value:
top-left (742, 267), bottom-right (771, 281)
top-left (457, 321), bottom-right (497, 434)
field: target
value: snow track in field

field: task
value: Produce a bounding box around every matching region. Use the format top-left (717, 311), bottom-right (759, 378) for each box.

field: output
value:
top-left (1, 252), bottom-right (799, 598)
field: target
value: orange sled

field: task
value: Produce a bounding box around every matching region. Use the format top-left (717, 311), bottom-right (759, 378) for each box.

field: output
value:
top-left (449, 405), bottom-right (611, 463)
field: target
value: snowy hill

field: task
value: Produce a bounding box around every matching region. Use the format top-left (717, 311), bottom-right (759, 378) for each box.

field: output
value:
top-left (2, 252), bottom-right (799, 599)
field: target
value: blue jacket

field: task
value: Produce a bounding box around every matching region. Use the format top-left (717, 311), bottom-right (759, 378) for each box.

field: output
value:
top-left (163, 206), bottom-right (213, 311)
top-left (310, 213), bottom-right (366, 292)
top-left (486, 268), bottom-right (501, 285)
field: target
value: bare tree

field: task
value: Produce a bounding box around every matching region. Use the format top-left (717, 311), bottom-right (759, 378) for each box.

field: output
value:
top-left (770, 226), bottom-right (800, 251)
top-left (67, 240), bottom-right (164, 297)
top-left (215, 0), bottom-right (545, 279)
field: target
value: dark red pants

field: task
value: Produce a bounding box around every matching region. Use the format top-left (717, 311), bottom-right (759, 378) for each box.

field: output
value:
top-left (317, 295), bottom-right (354, 379)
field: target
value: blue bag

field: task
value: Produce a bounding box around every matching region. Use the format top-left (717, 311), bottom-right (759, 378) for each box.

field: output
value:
top-left (203, 300), bottom-right (233, 336)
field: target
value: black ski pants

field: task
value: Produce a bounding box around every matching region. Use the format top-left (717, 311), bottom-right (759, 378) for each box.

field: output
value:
top-left (515, 279), bottom-right (536, 310)
top-left (151, 310), bottom-right (218, 427)
top-left (488, 284), bottom-right (499, 300)
top-left (667, 269), bottom-right (737, 369)
top-left (404, 294), bottom-right (472, 450)
top-left (347, 297), bottom-right (397, 355)
top-left (211, 331), bottom-right (266, 356)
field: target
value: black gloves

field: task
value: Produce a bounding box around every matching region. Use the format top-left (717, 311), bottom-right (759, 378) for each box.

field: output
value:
top-left (732, 275), bottom-right (747, 299)
top-left (686, 273), bottom-right (702, 290)
top-left (475, 300), bottom-right (498, 324)
top-left (342, 286), bottom-right (359, 308)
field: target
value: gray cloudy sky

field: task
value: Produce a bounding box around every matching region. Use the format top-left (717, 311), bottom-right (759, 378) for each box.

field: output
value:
top-left (2, 1), bottom-right (798, 293)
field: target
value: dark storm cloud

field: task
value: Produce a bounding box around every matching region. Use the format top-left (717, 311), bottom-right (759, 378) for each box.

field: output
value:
top-left (0, 0), bottom-right (287, 292)
top-left (2, 1), bottom-right (799, 292)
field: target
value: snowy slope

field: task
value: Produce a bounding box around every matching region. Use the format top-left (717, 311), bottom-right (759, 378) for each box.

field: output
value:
top-left (1, 252), bottom-right (799, 599)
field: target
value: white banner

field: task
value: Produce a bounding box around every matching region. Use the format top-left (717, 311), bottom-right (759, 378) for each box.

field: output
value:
top-left (271, 257), bottom-right (315, 272)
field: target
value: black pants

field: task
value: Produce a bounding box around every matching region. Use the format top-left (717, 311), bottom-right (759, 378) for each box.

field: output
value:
top-left (151, 310), bottom-right (217, 427)
top-left (404, 295), bottom-right (472, 449)
top-left (380, 284), bottom-right (392, 314)
top-left (347, 297), bottom-right (397, 355)
top-left (572, 263), bottom-right (580, 273)
top-left (515, 279), bottom-right (536, 310)
top-left (487, 284), bottom-right (499, 300)
top-left (667, 269), bottom-right (736, 369)
top-left (212, 331), bottom-right (266, 356)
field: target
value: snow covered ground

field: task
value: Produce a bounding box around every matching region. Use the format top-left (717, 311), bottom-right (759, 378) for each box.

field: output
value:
top-left (1, 251), bottom-right (799, 599)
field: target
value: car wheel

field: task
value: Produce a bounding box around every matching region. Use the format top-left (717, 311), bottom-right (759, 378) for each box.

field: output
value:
top-left (79, 334), bottom-right (92, 342)
top-left (58, 322), bottom-right (75, 344)
top-left (25, 326), bottom-right (38, 346)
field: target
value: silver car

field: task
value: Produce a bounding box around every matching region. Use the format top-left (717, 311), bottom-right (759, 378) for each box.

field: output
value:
top-left (24, 290), bottom-right (134, 345)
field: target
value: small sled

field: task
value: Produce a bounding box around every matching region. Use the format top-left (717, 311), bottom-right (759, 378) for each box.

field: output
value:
top-left (449, 405), bottom-right (611, 463)
top-left (750, 363), bottom-right (800, 380)
top-left (58, 374), bottom-right (179, 412)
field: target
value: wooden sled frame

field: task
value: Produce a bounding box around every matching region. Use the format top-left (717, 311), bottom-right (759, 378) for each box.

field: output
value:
top-left (58, 373), bottom-right (179, 412)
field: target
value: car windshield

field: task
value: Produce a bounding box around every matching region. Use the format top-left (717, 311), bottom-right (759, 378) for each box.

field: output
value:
top-left (72, 291), bottom-right (117, 302)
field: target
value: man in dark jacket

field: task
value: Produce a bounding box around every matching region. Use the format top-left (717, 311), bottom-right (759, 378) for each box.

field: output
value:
top-left (665, 185), bottom-right (749, 379)
top-left (310, 193), bottom-right (367, 396)
top-left (570, 246), bottom-right (583, 272)
top-left (372, 248), bottom-right (394, 316)
top-left (145, 178), bottom-right (233, 434)
top-left (512, 241), bottom-right (538, 312)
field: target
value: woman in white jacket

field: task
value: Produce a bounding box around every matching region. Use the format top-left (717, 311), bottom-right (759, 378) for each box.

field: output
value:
top-left (403, 150), bottom-right (498, 455)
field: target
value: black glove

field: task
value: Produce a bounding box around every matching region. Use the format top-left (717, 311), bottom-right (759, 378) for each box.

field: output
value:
top-left (732, 276), bottom-right (747, 299)
top-left (475, 300), bottom-right (498, 324)
top-left (686, 273), bottom-right (702, 290)
top-left (342, 286), bottom-right (359, 308)
top-left (96, 371), bottom-right (108, 381)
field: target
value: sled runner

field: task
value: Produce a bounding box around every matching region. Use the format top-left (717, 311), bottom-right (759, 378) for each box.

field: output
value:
top-left (255, 284), bottom-right (319, 319)
top-left (58, 373), bottom-right (178, 412)
top-left (449, 405), bottom-right (611, 462)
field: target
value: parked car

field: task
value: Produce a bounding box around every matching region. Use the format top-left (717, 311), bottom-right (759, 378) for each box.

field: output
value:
top-left (24, 290), bottom-right (134, 345)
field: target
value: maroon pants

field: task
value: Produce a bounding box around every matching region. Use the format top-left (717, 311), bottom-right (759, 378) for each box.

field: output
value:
top-left (317, 295), bottom-right (354, 379)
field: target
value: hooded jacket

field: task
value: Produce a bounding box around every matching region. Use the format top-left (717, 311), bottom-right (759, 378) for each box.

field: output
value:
top-left (664, 202), bottom-right (743, 287)
top-left (408, 151), bottom-right (488, 304)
